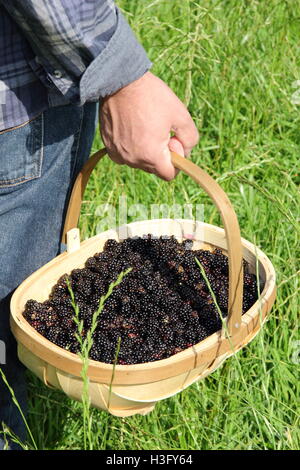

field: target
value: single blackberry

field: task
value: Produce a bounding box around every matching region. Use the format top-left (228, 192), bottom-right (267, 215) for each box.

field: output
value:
top-left (194, 324), bottom-right (208, 343)
top-left (200, 305), bottom-right (223, 335)
top-left (29, 320), bottom-right (46, 335)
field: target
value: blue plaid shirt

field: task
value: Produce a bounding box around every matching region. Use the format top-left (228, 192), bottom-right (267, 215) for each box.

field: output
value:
top-left (0, 1), bottom-right (152, 131)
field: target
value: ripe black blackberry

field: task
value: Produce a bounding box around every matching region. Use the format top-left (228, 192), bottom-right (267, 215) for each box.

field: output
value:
top-left (23, 235), bottom-right (262, 365)
top-left (29, 320), bottom-right (46, 335)
top-left (199, 305), bottom-right (223, 334)
top-left (46, 326), bottom-right (67, 347)
top-left (194, 324), bottom-right (208, 342)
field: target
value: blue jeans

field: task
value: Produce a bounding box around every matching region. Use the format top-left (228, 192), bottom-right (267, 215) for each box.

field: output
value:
top-left (0, 102), bottom-right (97, 449)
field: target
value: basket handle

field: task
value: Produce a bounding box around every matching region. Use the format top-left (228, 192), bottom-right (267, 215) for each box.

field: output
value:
top-left (62, 148), bottom-right (107, 245)
top-left (62, 149), bottom-right (243, 336)
top-left (171, 153), bottom-right (243, 336)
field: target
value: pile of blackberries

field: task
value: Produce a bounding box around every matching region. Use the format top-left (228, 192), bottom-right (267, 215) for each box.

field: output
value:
top-left (23, 236), bottom-right (261, 365)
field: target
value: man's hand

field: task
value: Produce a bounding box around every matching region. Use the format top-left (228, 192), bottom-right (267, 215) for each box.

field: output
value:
top-left (99, 71), bottom-right (199, 181)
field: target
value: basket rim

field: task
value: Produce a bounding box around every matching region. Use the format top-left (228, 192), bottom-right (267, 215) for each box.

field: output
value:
top-left (10, 220), bottom-right (276, 382)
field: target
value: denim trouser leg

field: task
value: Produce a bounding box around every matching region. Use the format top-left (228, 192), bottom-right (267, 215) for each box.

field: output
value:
top-left (0, 102), bottom-right (97, 449)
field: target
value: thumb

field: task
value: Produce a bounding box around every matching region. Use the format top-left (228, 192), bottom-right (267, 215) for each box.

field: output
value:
top-left (166, 136), bottom-right (185, 179)
top-left (152, 137), bottom-right (185, 181)
top-left (168, 135), bottom-right (185, 157)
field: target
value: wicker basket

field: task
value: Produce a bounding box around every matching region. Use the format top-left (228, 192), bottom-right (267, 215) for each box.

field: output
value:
top-left (10, 149), bottom-right (276, 417)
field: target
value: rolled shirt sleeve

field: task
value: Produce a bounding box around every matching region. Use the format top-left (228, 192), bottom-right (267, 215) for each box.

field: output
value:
top-left (1, 0), bottom-right (152, 105)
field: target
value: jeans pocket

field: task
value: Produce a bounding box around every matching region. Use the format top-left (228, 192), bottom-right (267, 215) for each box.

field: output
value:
top-left (0, 113), bottom-right (44, 188)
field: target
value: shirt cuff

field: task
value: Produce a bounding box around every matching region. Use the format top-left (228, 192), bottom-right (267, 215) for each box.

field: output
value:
top-left (79, 7), bottom-right (152, 104)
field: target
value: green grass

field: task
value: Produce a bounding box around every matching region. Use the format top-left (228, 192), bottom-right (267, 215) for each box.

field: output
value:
top-left (65, 270), bottom-right (131, 450)
top-left (22, 0), bottom-right (300, 450)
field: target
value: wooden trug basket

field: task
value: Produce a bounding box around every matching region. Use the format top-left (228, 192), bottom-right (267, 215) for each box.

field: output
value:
top-left (10, 149), bottom-right (276, 417)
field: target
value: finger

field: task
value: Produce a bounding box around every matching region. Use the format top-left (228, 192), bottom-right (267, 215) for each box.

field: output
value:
top-left (172, 113), bottom-right (199, 157)
top-left (149, 146), bottom-right (177, 181)
top-left (168, 136), bottom-right (185, 177)
top-left (142, 137), bottom-right (185, 181)
top-left (105, 146), bottom-right (126, 165)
